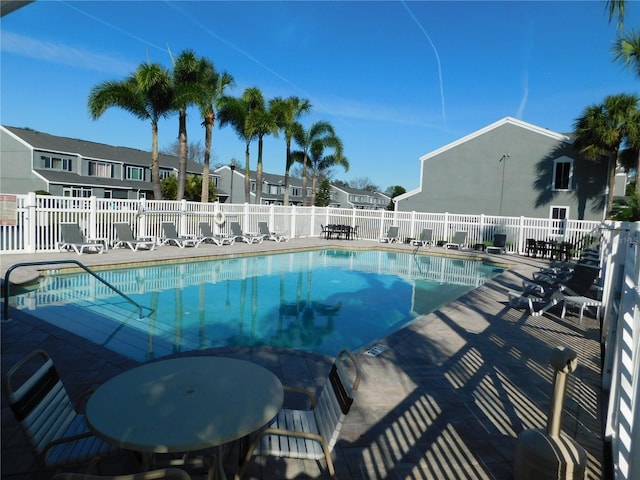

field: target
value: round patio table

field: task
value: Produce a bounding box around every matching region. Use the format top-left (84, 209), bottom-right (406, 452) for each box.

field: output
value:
top-left (86, 356), bottom-right (283, 478)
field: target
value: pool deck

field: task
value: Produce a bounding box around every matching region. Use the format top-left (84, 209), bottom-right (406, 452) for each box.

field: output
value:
top-left (1, 239), bottom-right (605, 479)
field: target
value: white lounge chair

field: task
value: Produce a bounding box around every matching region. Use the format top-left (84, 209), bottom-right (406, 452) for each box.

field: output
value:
top-left (230, 221), bottom-right (263, 244)
top-left (160, 222), bottom-right (198, 248)
top-left (4, 350), bottom-right (116, 479)
top-left (411, 228), bottom-right (433, 247)
top-left (235, 349), bottom-right (361, 480)
top-left (445, 231), bottom-right (467, 250)
top-left (379, 226), bottom-right (399, 243)
top-left (486, 233), bottom-right (507, 254)
top-left (198, 221), bottom-right (235, 246)
top-left (113, 222), bottom-right (155, 251)
top-left (58, 222), bottom-right (105, 255)
top-left (257, 221), bottom-right (289, 242)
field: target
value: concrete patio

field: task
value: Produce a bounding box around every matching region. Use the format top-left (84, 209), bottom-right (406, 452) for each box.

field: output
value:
top-left (1, 239), bottom-right (605, 479)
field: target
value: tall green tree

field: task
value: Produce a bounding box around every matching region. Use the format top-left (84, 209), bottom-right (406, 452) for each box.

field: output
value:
top-left (613, 30), bottom-right (640, 77)
top-left (307, 133), bottom-right (348, 206)
top-left (218, 88), bottom-right (262, 202)
top-left (194, 57), bottom-right (234, 203)
top-left (573, 93), bottom-right (640, 215)
top-left (88, 62), bottom-right (173, 199)
top-left (247, 91), bottom-right (278, 205)
top-left (291, 121), bottom-right (337, 206)
top-left (171, 50), bottom-right (202, 201)
top-left (270, 96), bottom-right (311, 205)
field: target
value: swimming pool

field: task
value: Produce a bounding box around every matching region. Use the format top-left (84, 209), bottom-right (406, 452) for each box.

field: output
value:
top-left (13, 249), bottom-right (504, 361)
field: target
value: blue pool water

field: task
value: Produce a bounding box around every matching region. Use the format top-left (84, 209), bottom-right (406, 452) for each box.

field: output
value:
top-left (14, 249), bottom-right (504, 361)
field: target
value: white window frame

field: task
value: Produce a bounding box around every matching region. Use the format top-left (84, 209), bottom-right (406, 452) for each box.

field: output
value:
top-left (63, 186), bottom-right (92, 198)
top-left (126, 166), bottom-right (144, 181)
top-left (550, 206), bottom-right (569, 236)
top-left (88, 161), bottom-right (113, 178)
top-left (552, 157), bottom-right (573, 191)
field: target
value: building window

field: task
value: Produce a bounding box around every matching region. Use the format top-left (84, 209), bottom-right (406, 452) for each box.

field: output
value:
top-left (290, 187), bottom-right (300, 197)
top-left (41, 155), bottom-right (72, 171)
top-left (552, 158), bottom-right (573, 191)
top-left (159, 170), bottom-right (172, 180)
top-left (63, 186), bottom-right (92, 197)
top-left (126, 166), bottom-right (144, 180)
top-left (550, 206), bottom-right (569, 235)
top-left (269, 185), bottom-right (279, 195)
top-left (250, 181), bottom-right (256, 192)
top-left (88, 161), bottom-right (113, 178)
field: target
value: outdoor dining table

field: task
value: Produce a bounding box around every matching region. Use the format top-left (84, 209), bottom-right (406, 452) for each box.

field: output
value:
top-left (325, 224), bottom-right (353, 240)
top-left (85, 356), bottom-right (284, 480)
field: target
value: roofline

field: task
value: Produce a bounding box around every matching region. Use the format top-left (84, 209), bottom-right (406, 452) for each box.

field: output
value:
top-left (419, 117), bottom-right (571, 162)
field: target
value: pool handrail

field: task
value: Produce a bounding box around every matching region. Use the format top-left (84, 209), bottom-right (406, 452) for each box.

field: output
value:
top-left (3, 260), bottom-right (153, 322)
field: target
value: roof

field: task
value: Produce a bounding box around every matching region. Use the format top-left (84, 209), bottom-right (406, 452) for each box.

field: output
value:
top-left (418, 116), bottom-right (572, 162)
top-left (3, 126), bottom-right (202, 173)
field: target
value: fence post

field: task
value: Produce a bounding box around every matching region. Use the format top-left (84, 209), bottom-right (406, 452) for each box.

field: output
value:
top-left (88, 196), bottom-right (98, 239)
top-left (410, 211), bottom-right (416, 237)
top-left (138, 199), bottom-right (148, 238)
top-left (444, 212), bottom-right (450, 242)
top-left (179, 200), bottom-right (188, 234)
top-left (310, 205), bottom-right (316, 237)
top-left (269, 204), bottom-right (275, 229)
top-left (26, 192), bottom-right (36, 253)
top-left (291, 205), bottom-right (297, 238)
top-left (518, 216), bottom-right (525, 254)
top-left (379, 209), bottom-right (386, 239)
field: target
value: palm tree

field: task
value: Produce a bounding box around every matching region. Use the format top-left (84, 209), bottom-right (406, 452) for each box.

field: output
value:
top-left (194, 57), bottom-right (234, 203)
top-left (612, 30), bottom-right (640, 78)
top-left (218, 88), bottom-right (262, 202)
top-left (270, 96), bottom-right (311, 205)
top-left (607, 0), bottom-right (626, 29)
top-left (246, 90), bottom-right (278, 205)
top-left (307, 133), bottom-right (348, 206)
top-left (573, 93), bottom-right (640, 215)
top-left (291, 121), bottom-right (339, 206)
top-left (171, 50), bottom-right (202, 201)
top-left (88, 62), bottom-right (173, 199)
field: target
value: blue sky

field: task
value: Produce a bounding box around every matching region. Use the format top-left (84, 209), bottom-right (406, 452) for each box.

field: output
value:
top-left (1, 1), bottom-right (638, 192)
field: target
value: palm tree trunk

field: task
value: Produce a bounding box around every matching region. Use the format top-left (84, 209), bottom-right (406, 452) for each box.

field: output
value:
top-left (301, 153), bottom-right (309, 206)
top-left (177, 109), bottom-right (188, 201)
top-left (201, 110), bottom-right (214, 203)
top-left (283, 139), bottom-right (291, 206)
top-left (151, 121), bottom-right (162, 199)
top-left (256, 136), bottom-right (264, 205)
top-left (244, 142), bottom-right (251, 203)
top-left (311, 172), bottom-right (318, 206)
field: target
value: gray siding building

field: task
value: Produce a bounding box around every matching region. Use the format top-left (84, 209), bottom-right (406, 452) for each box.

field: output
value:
top-left (0, 126), bottom-right (204, 199)
top-left (395, 117), bottom-right (612, 221)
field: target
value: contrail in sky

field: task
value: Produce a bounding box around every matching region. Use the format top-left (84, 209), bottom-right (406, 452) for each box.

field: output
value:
top-left (400, 0), bottom-right (448, 130)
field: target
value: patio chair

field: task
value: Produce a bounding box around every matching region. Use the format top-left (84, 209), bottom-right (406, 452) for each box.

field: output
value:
top-left (230, 221), bottom-right (263, 244)
top-left (525, 238), bottom-right (538, 257)
top-left (411, 228), bottom-right (433, 247)
top-left (198, 221), bottom-right (235, 246)
top-left (52, 469), bottom-right (193, 480)
top-left (4, 350), bottom-right (116, 479)
top-left (235, 349), bottom-right (361, 480)
top-left (258, 221), bottom-right (289, 242)
top-left (113, 222), bottom-right (155, 251)
top-left (160, 222), bottom-right (198, 248)
top-left (445, 231), bottom-right (468, 250)
top-left (379, 226), bottom-right (399, 243)
top-left (486, 233), bottom-right (507, 254)
top-left (508, 264), bottom-right (601, 318)
top-left (58, 222), bottom-right (105, 255)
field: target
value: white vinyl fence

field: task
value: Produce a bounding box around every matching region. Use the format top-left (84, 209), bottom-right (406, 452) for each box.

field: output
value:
top-left (0, 193), bottom-right (600, 256)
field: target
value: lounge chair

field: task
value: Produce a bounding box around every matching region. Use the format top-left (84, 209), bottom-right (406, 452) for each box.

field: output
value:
top-left (508, 264), bottom-right (601, 318)
top-left (113, 222), bottom-right (155, 251)
top-left (235, 349), bottom-right (361, 480)
top-left (230, 221), bottom-right (263, 244)
top-left (4, 350), bottom-right (116, 479)
top-left (486, 233), bottom-right (507, 254)
top-left (379, 226), bottom-right (400, 243)
top-left (411, 228), bottom-right (433, 247)
top-left (52, 469), bottom-right (193, 480)
top-left (445, 231), bottom-right (468, 250)
top-left (58, 222), bottom-right (105, 255)
top-left (198, 221), bottom-right (235, 246)
top-left (258, 221), bottom-right (289, 242)
top-left (160, 222), bottom-right (198, 248)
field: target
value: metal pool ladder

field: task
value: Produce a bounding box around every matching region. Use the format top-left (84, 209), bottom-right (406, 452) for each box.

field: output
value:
top-left (2, 260), bottom-right (153, 322)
